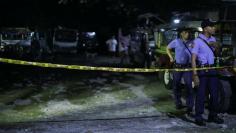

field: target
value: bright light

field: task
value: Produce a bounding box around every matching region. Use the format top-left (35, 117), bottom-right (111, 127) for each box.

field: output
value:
top-left (87, 32), bottom-right (96, 36)
top-left (30, 32), bottom-right (34, 37)
top-left (173, 19), bottom-right (180, 24)
top-left (198, 27), bottom-right (203, 32)
top-left (160, 29), bottom-right (165, 32)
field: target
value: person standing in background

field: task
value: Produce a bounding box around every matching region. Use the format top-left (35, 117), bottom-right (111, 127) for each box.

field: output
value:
top-left (118, 28), bottom-right (131, 65)
top-left (106, 35), bottom-right (118, 57)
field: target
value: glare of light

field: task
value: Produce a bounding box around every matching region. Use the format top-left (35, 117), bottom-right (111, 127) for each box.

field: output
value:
top-left (173, 19), bottom-right (180, 24)
top-left (198, 27), bottom-right (203, 32)
top-left (30, 32), bottom-right (34, 36)
top-left (160, 29), bottom-right (165, 32)
top-left (87, 32), bottom-right (96, 36)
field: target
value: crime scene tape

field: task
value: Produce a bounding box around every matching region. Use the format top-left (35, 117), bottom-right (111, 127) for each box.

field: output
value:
top-left (0, 57), bottom-right (234, 73)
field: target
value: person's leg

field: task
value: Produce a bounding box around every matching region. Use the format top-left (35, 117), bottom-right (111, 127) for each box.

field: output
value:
top-left (120, 51), bottom-right (125, 65)
top-left (195, 70), bottom-right (207, 121)
top-left (111, 51), bottom-right (114, 57)
top-left (183, 71), bottom-right (194, 112)
top-left (208, 69), bottom-right (224, 124)
top-left (208, 69), bottom-right (218, 117)
top-left (173, 71), bottom-right (183, 108)
top-left (125, 50), bottom-right (130, 64)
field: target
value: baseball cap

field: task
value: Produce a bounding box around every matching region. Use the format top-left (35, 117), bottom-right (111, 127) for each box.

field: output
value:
top-left (201, 19), bottom-right (217, 28)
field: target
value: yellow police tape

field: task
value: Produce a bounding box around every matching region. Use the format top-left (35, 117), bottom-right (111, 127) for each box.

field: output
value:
top-left (0, 57), bottom-right (234, 73)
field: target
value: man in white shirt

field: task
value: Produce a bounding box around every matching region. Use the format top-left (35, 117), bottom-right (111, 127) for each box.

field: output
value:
top-left (106, 35), bottom-right (118, 57)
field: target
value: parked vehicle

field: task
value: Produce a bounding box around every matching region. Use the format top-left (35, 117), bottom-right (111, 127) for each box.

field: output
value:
top-left (78, 32), bottom-right (98, 54)
top-left (53, 28), bottom-right (78, 54)
top-left (0, 27), bottom-right (34, 59)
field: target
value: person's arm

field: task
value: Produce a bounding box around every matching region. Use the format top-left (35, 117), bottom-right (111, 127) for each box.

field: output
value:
top-left (192, 53), bottom-right (199, 86)
top-left (192, 53), bottom-right (198, 76)
top-left (191, 41), bottom-right (200, 86)
top-left (166, 40), bottom-right (176, 63)
top-left (210, 42), bottom-right (221, 56)
top-left (166, 47), bottom-right (174, 63)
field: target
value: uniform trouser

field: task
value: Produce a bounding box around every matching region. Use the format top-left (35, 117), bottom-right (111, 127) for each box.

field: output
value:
top-left (173, 70), bottom-right (194, 110)
top-left (195, 69), bottom-right (218, 120)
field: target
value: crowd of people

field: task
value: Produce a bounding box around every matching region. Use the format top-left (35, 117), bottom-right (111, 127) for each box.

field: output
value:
top-left (105, 28), bottom-right (152, 67)
top-left (105, 29), bottom-right (132, 65)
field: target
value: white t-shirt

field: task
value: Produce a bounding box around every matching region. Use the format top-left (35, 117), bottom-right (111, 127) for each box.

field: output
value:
top-left (106, 39), bottom-right (117, 52)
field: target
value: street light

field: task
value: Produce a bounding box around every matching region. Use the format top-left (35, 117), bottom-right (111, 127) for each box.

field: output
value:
top-left (160, 28), bottom-right (165, 32)
top-left (173, 19), bottom-right (180, 24)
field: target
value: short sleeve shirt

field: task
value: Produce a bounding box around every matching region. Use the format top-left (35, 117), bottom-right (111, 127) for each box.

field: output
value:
top-left (192, 34), bottom-right (216, 65)
top-left (167, 38), bottom-right (193, 64)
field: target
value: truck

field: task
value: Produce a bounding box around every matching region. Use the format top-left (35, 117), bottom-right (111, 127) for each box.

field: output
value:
top-left (0, 27), bottom-right (35, 59)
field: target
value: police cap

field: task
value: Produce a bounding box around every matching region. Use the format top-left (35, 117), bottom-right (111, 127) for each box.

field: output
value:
top-left (177, 27), bottom-right (192, 33)
top-left (201, 19), bottom-right (217, 28)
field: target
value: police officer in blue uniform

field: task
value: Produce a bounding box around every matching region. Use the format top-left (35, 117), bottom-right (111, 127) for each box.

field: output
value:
top-left (167, 27), bottom-right (194, 115)
top-left (192, 19), bottom-right (224, 126)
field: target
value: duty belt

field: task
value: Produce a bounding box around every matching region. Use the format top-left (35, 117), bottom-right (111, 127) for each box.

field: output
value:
top-left (174, 63), bottom-right (191, 68)
top-left (198, 64), bottom-right (215, 68)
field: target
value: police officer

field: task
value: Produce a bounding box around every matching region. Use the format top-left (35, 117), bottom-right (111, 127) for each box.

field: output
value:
top-left (166, 27), bottom-right (194, 115)
top-left (192, 19), bottom-right (224, 126)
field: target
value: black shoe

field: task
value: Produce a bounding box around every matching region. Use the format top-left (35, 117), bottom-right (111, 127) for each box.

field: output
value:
top-left (176, 104), bottom-right (186, 110)
top-left (186, 110), bottom-right (194, 118)
top-left (195, 119), bottom-right (206, 126)
top-left (208, 116), bottom-right (224, 124)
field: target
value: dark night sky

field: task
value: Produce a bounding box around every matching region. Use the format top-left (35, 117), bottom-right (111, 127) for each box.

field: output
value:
top-left (2, 0), bottom-right (235, 49)
top-left (0, 0), bottom-right (224, 29)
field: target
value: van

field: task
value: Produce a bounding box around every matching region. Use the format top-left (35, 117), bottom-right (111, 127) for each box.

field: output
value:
top-left (53, 28), bottom-right (78, 54)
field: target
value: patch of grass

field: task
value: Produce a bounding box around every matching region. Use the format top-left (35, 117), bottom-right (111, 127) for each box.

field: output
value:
top-left (113, 89), bottom-right (137, 100)
top-left (68, 87), bottom-right (95, 105)
top-left (66, 79), bottom-right (89, 88)
top-left (38, 83), bottom-right (73, 102)
top-left (102, 84), bottom-right (137, 100)
top-left (39, 86), bottom-right (58, 102)
top-left (0, 86), bottom-right (50, 123)
top-left (144, 81), bottom-right (170, 99)
top-left (126, 79), bottom-right (143, 86)
top-left (103, 85), bottom-right (127, 93)
top-left (0, 103), bottom-right (45, 123)
top-left (143, 81), bottom-right (182, 114)
top-left (125, 75), bottom-right (149, 85)
top-left (153, 100), bottom-right (178, 113)
top-left (0, 87), bottom-right (35, 104)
